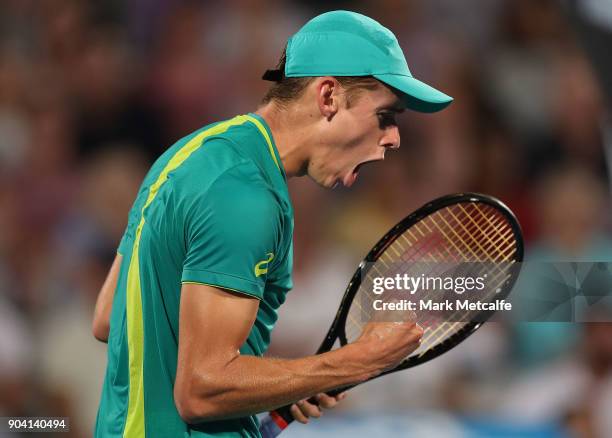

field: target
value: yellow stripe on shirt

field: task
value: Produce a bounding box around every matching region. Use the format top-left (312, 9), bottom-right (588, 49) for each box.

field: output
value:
top-left (244, 115), bottom-right (280, 171)
top-left (123, 115), bottom-right (261, 437)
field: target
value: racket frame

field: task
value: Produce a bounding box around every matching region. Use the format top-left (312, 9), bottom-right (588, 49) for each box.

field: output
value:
top-left (318, 193), bottom-right (524, 373)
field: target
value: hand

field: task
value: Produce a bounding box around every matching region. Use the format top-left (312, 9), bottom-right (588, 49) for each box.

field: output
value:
top-left (354, 321), bottom-right (424, 375)
top-left (289, 392), bottom-right (347, 424)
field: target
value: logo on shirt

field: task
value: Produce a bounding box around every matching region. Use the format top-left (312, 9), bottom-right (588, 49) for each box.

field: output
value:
top-left (254, 253), bottom-right (275, 277)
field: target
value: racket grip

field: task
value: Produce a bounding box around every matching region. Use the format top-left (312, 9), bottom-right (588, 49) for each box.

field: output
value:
top-left (259, 387), bottom-right (351, 437)
top-left (259, 408), bottom-right (291, 438)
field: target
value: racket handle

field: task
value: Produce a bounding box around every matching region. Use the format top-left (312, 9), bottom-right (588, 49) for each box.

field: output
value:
top-left (259, 387), bottom-right (352, 437)
top-left (259, 408), bottom-right (291, 438)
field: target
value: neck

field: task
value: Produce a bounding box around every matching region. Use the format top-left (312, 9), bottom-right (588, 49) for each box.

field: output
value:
top-left (255, 102), bottom-right (318, 178)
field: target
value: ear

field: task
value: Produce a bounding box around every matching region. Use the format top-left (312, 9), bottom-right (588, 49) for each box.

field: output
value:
top-left (315, 77), bottom-right (341, 121)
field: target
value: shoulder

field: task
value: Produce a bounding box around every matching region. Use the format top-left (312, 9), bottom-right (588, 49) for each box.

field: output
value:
top-left (170, 135), bottom-right (262, 190)
top-left (205, 160), bottom-right (282, 220)
top-left (171, 142), bottom-right (280, 222)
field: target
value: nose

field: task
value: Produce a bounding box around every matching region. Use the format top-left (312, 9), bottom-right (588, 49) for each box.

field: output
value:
top-left (380, 126), bottom-right (400, 150)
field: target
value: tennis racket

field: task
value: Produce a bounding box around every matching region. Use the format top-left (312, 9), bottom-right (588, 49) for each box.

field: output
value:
top-left (259, 193), bottom-right (524, 437)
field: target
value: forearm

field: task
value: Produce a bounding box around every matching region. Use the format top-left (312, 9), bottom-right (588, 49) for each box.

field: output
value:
top-left (177, 343), bottom-right (373, 422)
top-left (92, 253), bottom-right (122, 342)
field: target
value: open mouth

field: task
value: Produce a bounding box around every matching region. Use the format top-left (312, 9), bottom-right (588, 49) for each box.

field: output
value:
top-left (343, 159), bottom-right (380, 187)
top-left (355, 158), bottom-right (381, 174)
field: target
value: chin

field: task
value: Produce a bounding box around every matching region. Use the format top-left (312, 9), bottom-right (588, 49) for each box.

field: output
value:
top-left (318, 177), bottom-right (338, 189)
top-left (307, 168), bottom-right (338, 189)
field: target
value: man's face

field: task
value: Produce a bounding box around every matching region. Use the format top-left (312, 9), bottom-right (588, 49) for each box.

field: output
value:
top-left (308, 81), bottom-right (404, 188)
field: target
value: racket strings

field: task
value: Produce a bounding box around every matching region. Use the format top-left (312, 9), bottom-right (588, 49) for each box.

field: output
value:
top-left (392, 212), bottom-right (484, 351)
top-left (413, 205), bottom-right (517, 350)
top-left (348, 208), bottom-right (471, 340)
top-left (344, 202), bottom-right (519, 356)
top-left (398, 205), bottom-right (511, 265)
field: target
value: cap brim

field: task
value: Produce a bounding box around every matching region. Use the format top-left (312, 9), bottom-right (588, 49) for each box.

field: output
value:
top-left (373, 74), bottom-right (453, 113)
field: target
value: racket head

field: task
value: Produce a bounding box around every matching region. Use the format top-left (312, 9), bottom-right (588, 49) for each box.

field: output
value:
top-left (319, 193), bottom-right (524, 371)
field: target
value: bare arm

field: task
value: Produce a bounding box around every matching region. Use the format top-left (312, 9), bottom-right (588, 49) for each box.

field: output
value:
top-left (173, 283), bottom-right (423, 423)
top-left (92, 253), bottom-right (122, 343)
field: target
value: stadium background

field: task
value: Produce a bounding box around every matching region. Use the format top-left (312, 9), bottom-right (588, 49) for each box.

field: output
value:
top-left (0, 0), bottom-right (611, 437)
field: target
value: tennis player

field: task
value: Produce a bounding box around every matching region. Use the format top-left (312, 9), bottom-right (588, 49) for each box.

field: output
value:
top-left (92, 10), bottom-right (452, 438)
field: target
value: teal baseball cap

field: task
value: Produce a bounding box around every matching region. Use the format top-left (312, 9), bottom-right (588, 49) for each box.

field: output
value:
top-left (263, 10), bottom-right (453, 113)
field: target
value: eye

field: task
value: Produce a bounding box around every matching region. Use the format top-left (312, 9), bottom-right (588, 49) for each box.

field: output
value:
top-left (377, 111), bottom-right (397, 129)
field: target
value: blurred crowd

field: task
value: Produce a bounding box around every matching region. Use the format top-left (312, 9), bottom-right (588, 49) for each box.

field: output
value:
top-left (0, 0), bottom-right (611, 437)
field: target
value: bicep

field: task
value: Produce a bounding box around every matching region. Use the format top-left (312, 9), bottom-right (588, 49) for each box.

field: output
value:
top-left (176, 283), bottom-right (260, 376)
